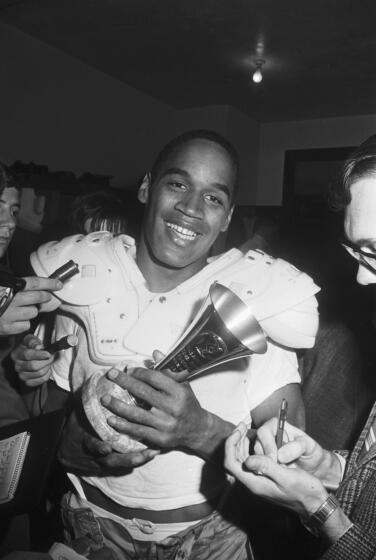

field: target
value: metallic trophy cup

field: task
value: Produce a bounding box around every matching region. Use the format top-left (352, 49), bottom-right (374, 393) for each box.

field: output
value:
top-left (154, 282), bottom-right (267, 381)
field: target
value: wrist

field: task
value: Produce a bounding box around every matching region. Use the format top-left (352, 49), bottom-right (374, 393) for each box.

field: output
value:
top-left (301, 493), bottom-right (337, 536)
top-left (301, 494), bottom-right (352, 542)
top-left (301, 487), bottom-right (329, 518)
top-left (185, 411), bottom-right (233, 463)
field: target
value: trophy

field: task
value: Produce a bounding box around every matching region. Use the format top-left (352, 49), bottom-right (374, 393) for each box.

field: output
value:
top-left (154, 282), bottom-right (267, 380)
top-left (82, 282), bottom-right (267, 451)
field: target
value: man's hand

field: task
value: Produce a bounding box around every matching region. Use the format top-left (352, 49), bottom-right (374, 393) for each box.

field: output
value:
top-left (254, 418), bottom-right (342, 487)
top-left (59, 403), bottom-right (160, 476)
top-left (103, 366), bottom-right (210, 450)
top-left (0, 276), bottom-right (62, 336)
top-left (225, 422), bottom-right (329, 518)
top-left (12, 333), bottom-right (54, 387)
top-left (100, 362), bottom-right (234, 462)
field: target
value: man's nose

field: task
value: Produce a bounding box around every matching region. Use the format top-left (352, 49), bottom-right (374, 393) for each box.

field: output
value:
top-left (176, 193), bottom-right (203, 218)
top-left (356, 263), bottom-right (376, 285)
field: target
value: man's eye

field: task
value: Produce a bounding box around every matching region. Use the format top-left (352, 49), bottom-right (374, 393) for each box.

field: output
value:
top-left (206, 194), bottom-right (224, 206)
top-left (11, 208), bottom-right (19, 218)
top-left (168, 182), bottom-right (186, 190)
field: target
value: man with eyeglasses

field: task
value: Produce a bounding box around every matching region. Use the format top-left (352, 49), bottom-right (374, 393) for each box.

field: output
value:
top-left (225, 134), bottom-right (376, 560)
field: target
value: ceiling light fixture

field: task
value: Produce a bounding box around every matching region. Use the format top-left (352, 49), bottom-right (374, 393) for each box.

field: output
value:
top-left (252, 59), bottom-right (265, 84)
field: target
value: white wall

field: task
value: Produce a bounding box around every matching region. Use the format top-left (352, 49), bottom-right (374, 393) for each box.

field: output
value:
top-left (226, 106), bottom-right (260, 205)
top-left (257, 114), bottom-right (376, 205)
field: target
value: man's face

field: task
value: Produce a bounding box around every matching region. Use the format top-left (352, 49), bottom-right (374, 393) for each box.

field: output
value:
top-left (0, 187), bottom-right (20, 259)
top-left (138, 138), bottom-right (235, 274)
top-left (344, 175), bottom-right (376, 285)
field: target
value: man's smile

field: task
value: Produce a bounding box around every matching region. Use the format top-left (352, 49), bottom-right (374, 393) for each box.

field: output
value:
top-left (165, 221), bottom-right (200, 241)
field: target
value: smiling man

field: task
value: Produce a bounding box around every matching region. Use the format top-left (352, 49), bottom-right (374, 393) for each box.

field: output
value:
top-left (137, 133), bottom-right (235, 291)
top-left (14, 130), bottom-right (319, 559)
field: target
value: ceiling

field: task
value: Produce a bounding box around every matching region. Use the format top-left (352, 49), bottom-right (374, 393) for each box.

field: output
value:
top-left (1, 0), bottom-right (375, 122)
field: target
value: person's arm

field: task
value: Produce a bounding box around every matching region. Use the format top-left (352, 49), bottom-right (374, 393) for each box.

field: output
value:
top-left (225, 421), bottom-right (353, 547)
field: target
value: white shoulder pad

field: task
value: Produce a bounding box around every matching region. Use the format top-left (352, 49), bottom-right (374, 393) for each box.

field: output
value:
top-left (30, 232), bottom-right (136, 309)
top-left (218, 249), bottom-right (320, 349)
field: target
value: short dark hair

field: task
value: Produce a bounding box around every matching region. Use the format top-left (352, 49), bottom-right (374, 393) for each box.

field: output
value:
top-left (70, 190), bottom-right (128, 234)
top-left (0, 162), bottom-right (20, 196)
top-left (150, 129), bottom-right (239, 199)
top-left (330, 134), bottom-right (376, 212)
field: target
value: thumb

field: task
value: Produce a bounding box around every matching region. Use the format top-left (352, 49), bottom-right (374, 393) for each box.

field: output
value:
top-left (277, 436), bottom-right (312, 464)
top-left (152, 349), bottom-right (165, 363)
top-left (152, 349), bottom-right (188, 381)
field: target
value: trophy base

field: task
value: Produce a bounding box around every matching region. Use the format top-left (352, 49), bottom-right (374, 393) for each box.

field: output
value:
top-left (82, 370), bottom-right (146, 453)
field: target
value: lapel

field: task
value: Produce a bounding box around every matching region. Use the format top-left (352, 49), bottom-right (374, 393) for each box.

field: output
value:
top-left (348, 400), bottom-right (376, 473)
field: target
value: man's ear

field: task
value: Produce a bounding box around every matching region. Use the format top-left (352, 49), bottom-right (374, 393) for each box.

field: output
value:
top-left (220, 205), bottom-right (234, 233)
top-left (138, 173), bottom-right (151, 204)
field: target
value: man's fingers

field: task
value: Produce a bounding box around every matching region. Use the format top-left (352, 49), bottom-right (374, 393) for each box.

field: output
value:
top-left (224, 423), bottom-right (247, 472)
top-left (102, 396), bottom-right (158, 429)
top-left (107, 369), bottom-right (167, 409)
top-left (20, 371), bottom-right (51, 387)
top-left (129, 367), bottom-right (175, 393)
top-left (22, 276), bottom-right (63, 292)
top-left (83, 434), bottom-right (160, 469)
top-left (255, 418), bottom-right (279, 458)
top-left (13, 346), bottom-right (51, 364)
top-left (12, 290), bottom-right (54, 307)
top-left (98, 448), bottom-right (160, 470)
top-left (105, 412), bottom-right (157, 443)
top-left (83, 435), bottom-right (113, 457)
top-left (277, 437), bottom-right (310, 464)
top-left (3, 321), bottom-right (31, 336)
top-left (243, 455), bottom-right (281, 481)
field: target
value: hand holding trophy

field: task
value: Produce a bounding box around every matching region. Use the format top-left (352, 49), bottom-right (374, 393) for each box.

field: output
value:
top-left (82, 282), bottom-right (267, 452)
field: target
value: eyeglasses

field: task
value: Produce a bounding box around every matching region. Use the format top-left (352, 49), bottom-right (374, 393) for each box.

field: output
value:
top-left (341, 239), bottom-right (376, 275)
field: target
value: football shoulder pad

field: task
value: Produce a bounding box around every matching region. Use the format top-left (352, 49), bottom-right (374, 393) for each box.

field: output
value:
top-left (30, 232), bottom-right (136, 311)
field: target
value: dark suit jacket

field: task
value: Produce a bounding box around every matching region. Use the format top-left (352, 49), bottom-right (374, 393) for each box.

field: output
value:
top-left (321, 401), bottom-right (376, 559)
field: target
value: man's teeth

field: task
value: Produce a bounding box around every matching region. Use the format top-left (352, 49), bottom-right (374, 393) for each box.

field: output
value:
top-left (166, 222), bottom-right (198, 239)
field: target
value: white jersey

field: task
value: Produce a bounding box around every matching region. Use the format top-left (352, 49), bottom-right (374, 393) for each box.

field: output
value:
top-left (31, 232), bottom-right (319, 510)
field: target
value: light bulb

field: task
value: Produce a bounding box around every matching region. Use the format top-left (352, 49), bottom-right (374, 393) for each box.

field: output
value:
top-left (252, 68), bottom-right (263, 83)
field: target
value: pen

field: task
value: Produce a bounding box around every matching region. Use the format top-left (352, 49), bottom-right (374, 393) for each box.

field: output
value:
top-left (45, 334), bottom-right (78, 354)
top-left (275, 398), bottom-right (288, 449)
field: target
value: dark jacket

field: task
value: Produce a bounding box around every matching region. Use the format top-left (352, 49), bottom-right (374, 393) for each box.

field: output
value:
top-left (322, 401), bottom-right (376, 559)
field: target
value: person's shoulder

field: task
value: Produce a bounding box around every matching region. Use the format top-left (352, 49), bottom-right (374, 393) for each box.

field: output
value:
top-left (30, 232), bottom-right (136, 309)
top-left (31, 232), bottom-right (135, 275)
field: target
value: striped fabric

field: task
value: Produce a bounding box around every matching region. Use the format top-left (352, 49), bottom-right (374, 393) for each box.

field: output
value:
top-left (320, 401), bottom-right (376, 559)
top-left (359, 417), bottom-right (376, 460)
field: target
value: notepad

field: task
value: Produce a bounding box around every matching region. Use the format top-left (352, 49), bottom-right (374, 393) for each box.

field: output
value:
top-left (0, 431), bottom-right (30, 504)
